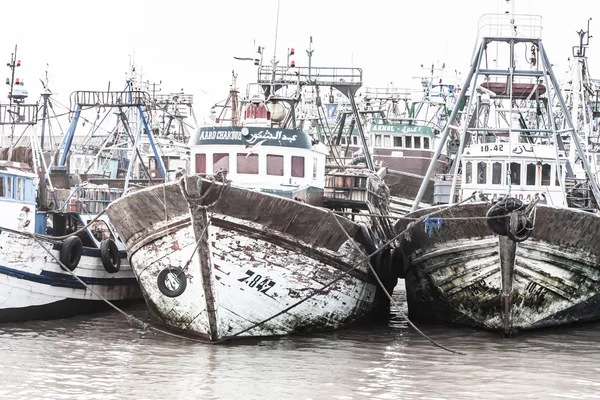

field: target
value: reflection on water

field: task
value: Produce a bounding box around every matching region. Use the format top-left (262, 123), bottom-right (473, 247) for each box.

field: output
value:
top-left (1, 283), bottom-right (599, 399)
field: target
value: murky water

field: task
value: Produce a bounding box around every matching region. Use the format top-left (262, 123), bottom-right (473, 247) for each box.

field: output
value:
top-left (1, 282), bottom-right (599, 400)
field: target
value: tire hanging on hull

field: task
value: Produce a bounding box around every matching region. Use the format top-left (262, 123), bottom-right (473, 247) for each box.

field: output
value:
top-left (59, 236), bottom-right (83, 271)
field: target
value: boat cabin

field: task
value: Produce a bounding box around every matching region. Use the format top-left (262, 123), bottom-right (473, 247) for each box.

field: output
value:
top-left (0, 161), bottom-right (37, 232)
top-left (189, 126), bottom-right (327, 204)
top-left (460, 143), bottom-right (567, 206)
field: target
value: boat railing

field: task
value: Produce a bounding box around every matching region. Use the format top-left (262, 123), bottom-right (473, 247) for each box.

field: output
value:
top-left (368, 118), bottom-right (442, 132)
top-left (71, 186), bottom-right (124, 214)
top-left (565, 178), bottom-right (594, 211)
top-left (477, 13), bottom-right (543, 40)
top-left (69, 91), bottom-right (151, 107)
top-left (323, 171), bottom-right (384, 209)
top-left (363, 87), bottom-right (412, 100)
top-left (472, 14), bottom-right (543, 61)
top-left (153, 93), bottom-right (194, 106)
top-left (0, 103), bottom-right (38, 125)
top-left (257, 66), bottom-right (363, 88)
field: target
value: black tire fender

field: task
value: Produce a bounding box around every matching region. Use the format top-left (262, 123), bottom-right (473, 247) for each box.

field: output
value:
top-left (506, 217), bottom-right (533, 243)
top-left (358, 223), bottom-right (377, 255)
top-left (100, 239), bottom-right (121, 274)
top-left (59, 236), bottom-right (83, 271)
top-left (157, 267), bottom-right (187, 298)
top-left (486, 198), bottom-right (524, 236)
top-left (391, 246), bottom-right (406, 279)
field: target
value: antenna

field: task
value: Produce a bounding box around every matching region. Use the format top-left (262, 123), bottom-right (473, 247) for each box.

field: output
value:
top-left (272, 0), bottom-right (281, 64)
top-left (306, 36), bottom-right (314, 80)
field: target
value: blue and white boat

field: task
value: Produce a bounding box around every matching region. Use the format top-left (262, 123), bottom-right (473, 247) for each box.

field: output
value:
top-left (0, 161), bottom-right (140, 321)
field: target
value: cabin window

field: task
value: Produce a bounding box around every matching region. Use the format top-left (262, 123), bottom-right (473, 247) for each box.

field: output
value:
top-left (507, 162), bottom-right (521, 185)
top-left (195, 154), bottom-right (206, 174)
top-left (477, 162), bottom-right (487, 184)
top-left (526, 163), bottom-right (536, 185)
top-left (492, 162), bottom-right (502, 185)
top-left (0, 177), bottom-right (4, 197)
top-left (541, 163), bottom-right (551, 186)
top-left (393, 137), bottom-right (403, 147)
top-left (213, 153), bottom-right (229, 172)
top-left (384, 135), bottom-right (391, 147)
top-left (149, 158), bottom-right (157, 171)
top-left (17, 178), bottom-right (24, 201)
top-left (414, 137), bottom-right (421, 149)
top-left (341, 136), bottom-right (347, 145)
top-left (352, 136), bottom-right (358, 145)
top-left (237, 153), bottom-right (259, 174)
top-left (555, 165), bottom-right (562, 186)
top-left (291, 156), bottom-right (305, 178)
top-left (405, 136), bottom-right (412, 148)
top-left (267, 154), bottom-right (284, 176)
top-left (7, 177), bottom-right (12, 198)
top-left (465, 161), bottom-right (472, 184)
top-left (423, 137), bottom-right (430, 149)
top-left (375, 135), bottom-right (382, 147)
top-left (313, 157), bottom-right (318, 179)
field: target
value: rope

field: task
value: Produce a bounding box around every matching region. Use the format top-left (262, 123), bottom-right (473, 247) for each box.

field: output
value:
top-left (332, 209), bottom-right (514, 221)
top-left (33, 208), bottom-right (109, 241)
top-left (330, 208), bottom-right (470, 356)
top-left (27, 231), bottom-right (206, 343)
top-left (212, 232), bottom-right (372, 343)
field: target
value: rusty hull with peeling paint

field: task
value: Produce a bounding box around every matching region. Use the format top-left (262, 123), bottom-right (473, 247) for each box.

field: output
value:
top-left (107, 175), bottom-right (383, 341)
top-left (395, 202), bottom-right (600, 334)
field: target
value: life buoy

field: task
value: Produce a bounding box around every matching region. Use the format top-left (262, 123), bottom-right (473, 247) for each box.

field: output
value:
top-left (100, 239), bottom-right (121, 274)
top-left (59, 236), bottom-right (83, 271)
top-left (358, 223), bottom-right (377, 255)
top-left (18, 206), bottom-right (31, 230)
top-left (157, 267), bottom-right (187, 297)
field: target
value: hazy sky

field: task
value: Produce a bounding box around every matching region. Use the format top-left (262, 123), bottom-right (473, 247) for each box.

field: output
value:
top-left (1, 0), bottom-right (599, 123)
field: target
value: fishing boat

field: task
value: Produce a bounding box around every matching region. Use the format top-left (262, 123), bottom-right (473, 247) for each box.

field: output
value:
top-left (0, 53), bottom-right (188, 321)
top-left (0, 161), bottom-right (139, 321)
top-left (395, 12), bottom-right (600, 335)
top-left (105, 60), bottom-right (396, 341)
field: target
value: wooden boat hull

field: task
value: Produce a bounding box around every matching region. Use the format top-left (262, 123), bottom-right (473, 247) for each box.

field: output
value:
top-left (395, 203), bottom-right (600, 333)
top-left (107, 176), bottom-right (385, 341)
top-left (0, 230), bottom-right (140, 321)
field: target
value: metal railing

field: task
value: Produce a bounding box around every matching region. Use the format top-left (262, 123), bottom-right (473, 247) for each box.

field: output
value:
top-left (363, 87), bottom-right (412, 100)
top-left (477, 13), bottom-right (543, 40)
top-left (0, 103), bottom-right (38, 125)
top-left (69, 91), bottom-right (151, 107)
top-left (257, 66), bottom-right (363, 87)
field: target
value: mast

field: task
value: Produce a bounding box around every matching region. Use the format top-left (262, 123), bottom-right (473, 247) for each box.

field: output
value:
top-left (7, 45), bottom-right (18, 159)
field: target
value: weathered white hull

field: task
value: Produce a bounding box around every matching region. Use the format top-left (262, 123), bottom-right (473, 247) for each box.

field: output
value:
top-left (0, 229), bottom-right (140, 321)
top-left (395, 203), bottom-right (600, 333)
top-left (108, 176), bottom-right (384, 341)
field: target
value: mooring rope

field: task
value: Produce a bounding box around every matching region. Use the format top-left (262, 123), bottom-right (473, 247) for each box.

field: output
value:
top-left (329, 197), bottom-right (478, 356)
top-left (32, 208), bottom-right (109, 241)
top-left (27, 232), bottom-right (207, 343)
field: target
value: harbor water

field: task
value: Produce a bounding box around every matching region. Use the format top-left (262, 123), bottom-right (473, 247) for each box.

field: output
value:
top-left (1, 282), bottom-right (599, 400)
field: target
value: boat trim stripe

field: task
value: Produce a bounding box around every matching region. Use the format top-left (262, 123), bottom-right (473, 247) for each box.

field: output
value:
top-left (0, 264), bottom-right (137, 289)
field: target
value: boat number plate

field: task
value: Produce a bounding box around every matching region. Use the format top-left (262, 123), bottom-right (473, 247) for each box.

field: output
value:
top-left (480, 144), bottom-right (504, 152)
top-left (238, 269), bottom-right (276, 294)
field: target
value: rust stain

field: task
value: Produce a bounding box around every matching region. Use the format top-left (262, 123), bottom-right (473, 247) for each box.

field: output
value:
top-left (213, 263), bottom-right (230, 275)
top-left (170, 240), bottom-right (181, 251)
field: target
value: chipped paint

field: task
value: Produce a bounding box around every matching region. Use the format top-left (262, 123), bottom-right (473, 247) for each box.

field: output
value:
top-left (107, 176), bottom-right (383, 341)
top-left (395, 203), bottom-right (600, 334)
top-left (0, 229), bottom-right (140, 320)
